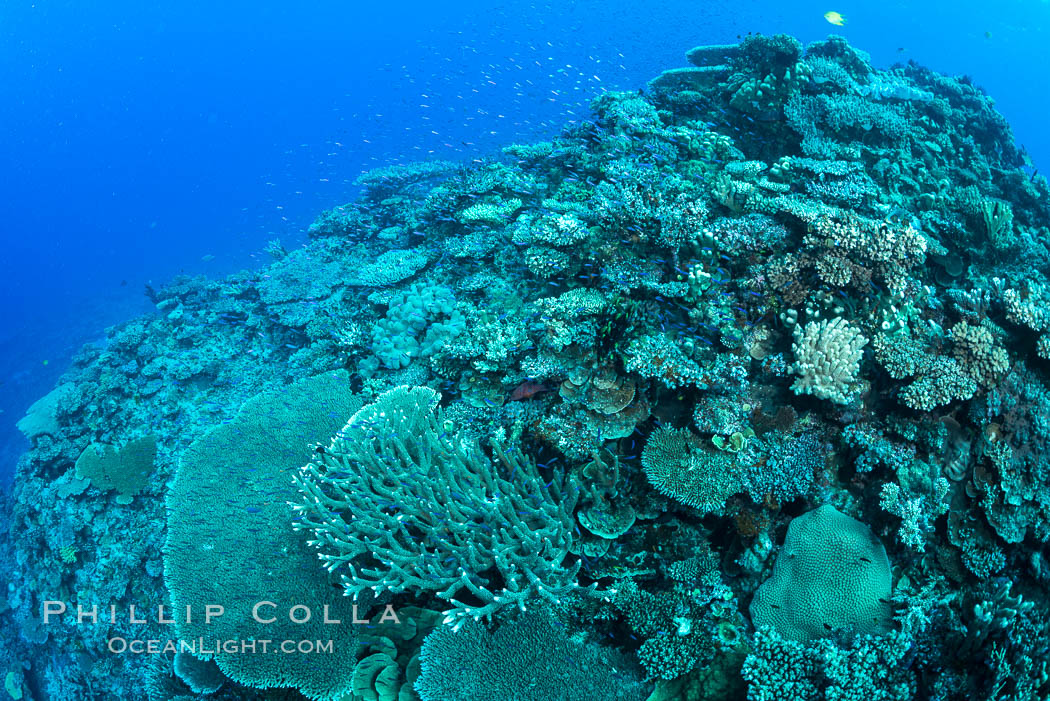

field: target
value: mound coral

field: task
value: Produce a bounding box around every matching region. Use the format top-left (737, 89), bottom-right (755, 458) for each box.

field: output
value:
top-left (750, 505), bottom-right (892, 641)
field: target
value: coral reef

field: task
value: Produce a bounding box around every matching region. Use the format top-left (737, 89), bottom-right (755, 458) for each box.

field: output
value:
top-left (5, 32), bottom-right (1050, 701)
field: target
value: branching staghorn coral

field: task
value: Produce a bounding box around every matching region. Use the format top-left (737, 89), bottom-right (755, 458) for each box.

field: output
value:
top-left (293, 385), bottom-right (592, 625)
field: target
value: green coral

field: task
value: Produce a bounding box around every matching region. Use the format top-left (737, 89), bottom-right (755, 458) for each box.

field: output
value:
top-left (613, 578), bottom-right (719, 680)
top-left (164, 371), bottom-right (363, 700)
top-left (4, 671), bottom-right (23, 701)
top-left (58, 545), bottom-right (76, 564)
top-left (712, 428), bottom-right (755, 453)
top-left (293, 386), bottom-right (588, 623)
top-left (642, 426), bottom-right (741, 513)
top-left (74, 435), bottom-right (157, 504)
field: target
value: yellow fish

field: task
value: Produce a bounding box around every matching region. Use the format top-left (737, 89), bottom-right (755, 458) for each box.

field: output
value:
top-left (824, 11), bottom-right (847, 26)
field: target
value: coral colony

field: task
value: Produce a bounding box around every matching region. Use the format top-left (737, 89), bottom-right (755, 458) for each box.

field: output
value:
top-left (5, 33), bottom-right (1050, 700)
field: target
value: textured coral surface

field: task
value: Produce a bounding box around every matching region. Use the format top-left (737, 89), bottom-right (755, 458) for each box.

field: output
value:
top-left (4, 33), bottom-right (1050, 701)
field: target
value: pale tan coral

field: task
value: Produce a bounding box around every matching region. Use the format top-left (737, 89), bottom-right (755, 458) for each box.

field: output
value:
top-left (950, 321), bottom-right (1008, 388)
top-left (789, 317), bottom-right (867, 404)
top-left (1002, 284), bottom-right (1050, 332)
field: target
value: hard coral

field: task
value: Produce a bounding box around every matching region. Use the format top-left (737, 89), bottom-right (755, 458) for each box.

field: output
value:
top-left (294, 386), bottom-right (590, 623)
top-left (789, 318), bottom-right (867, 405)
top-left (750, 505), bottom-right (892, 642)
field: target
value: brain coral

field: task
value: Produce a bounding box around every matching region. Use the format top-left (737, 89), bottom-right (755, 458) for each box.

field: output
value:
top-left (749, 505), bottom-right (892, 641)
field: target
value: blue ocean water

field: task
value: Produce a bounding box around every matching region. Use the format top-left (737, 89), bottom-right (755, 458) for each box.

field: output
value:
top-left (0, 0), bottom-right (1047, 487)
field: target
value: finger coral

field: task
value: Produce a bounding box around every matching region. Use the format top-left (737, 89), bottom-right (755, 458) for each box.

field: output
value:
top-left (789, 318), bottom-right (868, 404)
